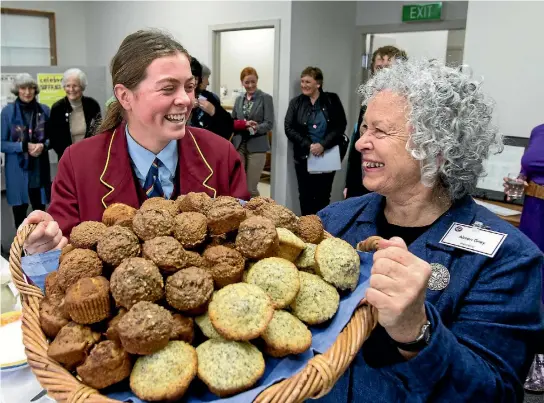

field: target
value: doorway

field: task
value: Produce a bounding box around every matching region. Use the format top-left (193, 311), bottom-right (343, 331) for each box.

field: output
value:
top-left (210, 21), bottom-right (280, 199)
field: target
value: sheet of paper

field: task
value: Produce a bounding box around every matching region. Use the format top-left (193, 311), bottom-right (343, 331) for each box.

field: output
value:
top-left (477, 145), bottom-right (525, 192)
top-left (307, 145), bottom-right (341, 173)
top-left (474, 198), bottom-right (521, 216)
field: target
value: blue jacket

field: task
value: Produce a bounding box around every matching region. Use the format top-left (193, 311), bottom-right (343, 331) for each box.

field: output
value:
top-left (316, 193), bottom-right (544, 402)
top-left (1, 102), bottom-right (50, 206)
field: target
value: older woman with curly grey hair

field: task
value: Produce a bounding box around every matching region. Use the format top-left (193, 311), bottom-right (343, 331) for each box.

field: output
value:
top-left (316, 59), bottom-right (543, 402)
top-left (47, 68), bottom-right (101, 159)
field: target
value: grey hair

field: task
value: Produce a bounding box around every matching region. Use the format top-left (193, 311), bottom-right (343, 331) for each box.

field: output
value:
top-left (358, 58), bottom-right (503, 201)
top-left (10, 73), bottom-right (39, 95)
top-left (62, 68), bottom-right (88, 90)
top-left (201, 63), bottom-right (211, 78)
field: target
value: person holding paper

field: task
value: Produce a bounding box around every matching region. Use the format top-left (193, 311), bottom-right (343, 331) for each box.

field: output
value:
top-left (314, 59), bottom-right (543, 402)
top-left (284, 67), bottom-right (347, 215)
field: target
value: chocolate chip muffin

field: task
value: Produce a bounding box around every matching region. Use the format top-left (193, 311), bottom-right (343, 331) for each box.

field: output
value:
top-left (165, 267), bottom-right (214, 313)
top-left (64, 276), bottom-right (111, 324)
top-left (132, 208), bottom-right (174, 241)
top-left (70, 221), bottom-right (108, 250)
top-left (102, 203), bottom-right (137, 228)
top-left (105, 308), bottom-right (127, 344)
top-left (170, 313), bottom-right (194, 344)
top-left (47, 322), bottom-right (101, 370)
top-left (77, 340), bottom-right (132, 390)
top-left (235, 216), bottom-right (279, 259)
top-left (140, 197), bottom-right (179, 217)
top-left (206, 203), bottom-right (246, 236)
top-left (178, 192), bottom-right (213, 215)
top-left (202, 246), bottom-right (245, 288)
top-left (142, 236), bottom-right (185, 273)
top-left (40, 297), bottom-right (69, 339)
top-left (256, 203), bottom-right (298, 233)
top-left (117, 301), bottom-right (173, 355)
top-left (244, 196), bottom-right (276, 211)
top-left (57, 249), bottom-right (103, 292)
top-left (97, 225), bottom-right (141, 267)
top-left (296, 215), bottom-right (324, 244)
top-left (110, 257), bottom-right (164, 309)
top-left (173, 212), bottom-right (208, 249)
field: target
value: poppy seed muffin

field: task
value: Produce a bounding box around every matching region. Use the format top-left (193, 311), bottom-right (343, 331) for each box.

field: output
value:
top-left (170, 313), bottom-right (194, 343)
top-left (203, 245), bottom-right (245, 288)
top-left (296, 215), bottom-right (324, 244)
top-left (315, 237), bottom-right (360, 291)
top-left (196, 339), bottom-right (265, 397)
top-left (97, 225), bottom-right (141, 267)
top-left (142, 236), bottom-right (185, 273)
top-left (208, 283), bottom-right (274, 341)
top-left (206, 204), bottom-right (247, 236)
top-left (290, 272), bottom-right (340, 325)
top-left (130, 341), bottom-right (197, 402)
top-left (117, 301), bottom-right (173, 355)
top-left (195, 311), bottom-right (224, 340)
top-left (246, 257), bottom-right (300, 309)
top-left (173, 212), bottom-right (208, 249)
top-left (165, 267), bottom-right (214, 312)
top-left (262, 310), bottom-right (312, 357)
top-left (110, 257), bottom-right (164, 309)
top-left (178, 192), bottom-right (213, 214)
top-left (76, 340), bottom-right (132, 390)
top-left (132, 208), bottom-right (174, 241)
top-left (235, 216), bottom-right (279, 259)
top-left (102, 203), bottom-right (138, 228)
top-left (295, 243), bottom-right (318, 273)
top-left (57, 249), bottom-right (103, 292)
top-left (69, 221), bottom-right (108, 250)
top-left (64, 276), bottom-right (111, 324)
top-left (256, 203), bottom-right (298, 233)
top-left (140, 197), bottom-right (179, 217)
top-left (40, 298), bottom-right (69, 339)
top-left (276, 228), bottom-right (306, 262)
top-left (47, 322), bottom-right (101, 370)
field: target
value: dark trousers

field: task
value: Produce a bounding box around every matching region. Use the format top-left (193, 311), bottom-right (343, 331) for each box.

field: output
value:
top-left (12, 188), bottom-right (45, 230)
top-left (294, 160), bottom-right (336, 216)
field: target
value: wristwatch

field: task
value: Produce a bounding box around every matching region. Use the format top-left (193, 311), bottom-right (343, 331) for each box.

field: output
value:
top-left (392, 320), bottom-right (432, 352)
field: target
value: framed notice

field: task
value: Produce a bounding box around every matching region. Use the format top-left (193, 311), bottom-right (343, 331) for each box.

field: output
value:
top-left (473, 136), bottom-right (529, 205)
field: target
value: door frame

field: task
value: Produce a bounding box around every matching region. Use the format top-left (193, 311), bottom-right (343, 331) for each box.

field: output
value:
top-left (210, 20), bottom-right (281, 199)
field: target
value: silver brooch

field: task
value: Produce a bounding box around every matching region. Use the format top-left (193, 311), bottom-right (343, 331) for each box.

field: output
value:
top-left (428, 263), bottom-right (450, 291)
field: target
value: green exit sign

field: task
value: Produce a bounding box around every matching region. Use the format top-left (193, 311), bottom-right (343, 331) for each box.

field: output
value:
top-left (402, 2), bottom-right (443, 22)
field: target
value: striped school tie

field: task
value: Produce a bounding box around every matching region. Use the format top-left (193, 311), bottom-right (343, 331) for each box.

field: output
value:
top-left (143, 157), bottom-right (165, 198)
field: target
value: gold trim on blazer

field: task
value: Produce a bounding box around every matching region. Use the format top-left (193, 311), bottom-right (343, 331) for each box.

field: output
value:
top-left (188, 128), bottom-right (217, 198)
top-left (99, 128), bottom-right (117, 209)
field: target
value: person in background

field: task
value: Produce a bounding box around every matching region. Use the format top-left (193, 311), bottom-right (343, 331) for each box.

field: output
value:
top-left (344, 46), bottom-right (407, 199)
top-left (284, 66), bottom-right (347, 215)
top-left (231, 67), bottom-right (274, 198)
top-left (0, 73), bottom-right (51, 230)
top-left (316, 59), bottom-right (543, 403)
top-left (503, 123), bottom-right (544, 392)
top-left (200, 63), bottom-right (212, 93)
top-left (189, 57), bottom-right (233, 140)
top-left (47, 68), bottom-right (102, 160)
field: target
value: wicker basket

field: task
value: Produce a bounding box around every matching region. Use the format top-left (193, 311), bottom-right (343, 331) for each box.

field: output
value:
top-left (9, 224), bottom-right (377, 403)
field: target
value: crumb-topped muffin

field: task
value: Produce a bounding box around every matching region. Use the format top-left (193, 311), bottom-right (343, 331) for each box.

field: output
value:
top-left (170, 313), bottom-right (194, 344)
top-left (206, 202), bottom-right (246, 236)
top-left (173, 212), bottom-right (208, 249)
top-left (235, 216), bottom-right (279, 259)
top-left (142, 236), bottom-right (185, 273)
top-left (178, 192), bottom-right (213, 215)
top-left (102, 203), bottom-right (137, 228)
top-left (47, 322), bottom-right (101, 370)
top-left (40, 297), bottom-right (69, 339)
top-left (77, 340), bottom-right (132, 389)
top-left (70, 221), bottom-right (108, 250)
top-left (57, 249), bottom-right (103, 292)
top-left (296, 215), bottom-right (324, 244)
top-left (132, 208), bottom-right (174, 241)
top-left (165, 267), bottom-right (214, 312)
top-left (140, 197), bottom-right (179, 217)
top-left (97, 225), bottom-right (141, 267)
top-left (256, 203), bottom-right (298, 233)
top-left (203, 245), bottom-right (245, 288)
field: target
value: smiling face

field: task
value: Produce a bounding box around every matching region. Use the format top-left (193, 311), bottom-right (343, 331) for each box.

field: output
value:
top-left (300, 75), bottom-right (320, 97)
top-left (242, 74), bottom-right (258, 95)
top-left (373, 54), bottom-right (395, 72)
top-left (18, 86), bottom-right (36, 103)
top-left (64, 75), bottom-right (83, 101)
top-left (115, 52), bottom-right (195, 148)
top-left (355, 90), bottom-right (422, 198)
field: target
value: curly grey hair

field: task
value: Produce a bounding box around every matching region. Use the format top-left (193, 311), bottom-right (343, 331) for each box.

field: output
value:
top-left (62, 68), bottom-right (88, 90)
top-left (359, 58), bottom-right (503, 201)
top-left (10, 73), bottom-right (40, 95)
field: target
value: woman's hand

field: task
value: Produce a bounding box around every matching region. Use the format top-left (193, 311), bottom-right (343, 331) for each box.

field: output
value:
top-left (246, 120), bottom-right (258, 129)
top-left (198, 100), bottom-right (216, 116)
top-left (29, 143), bottom-right (44, 157)
top-left (310, 143), bottom-right (324, 156)
top-left (366, 237), bottom-right (431, 346)
top-left (20, 211), bottom-right (68, 255)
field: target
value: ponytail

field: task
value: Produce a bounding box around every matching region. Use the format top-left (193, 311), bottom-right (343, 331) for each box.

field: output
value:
top-left (97, 100), bottom-right (123, 133)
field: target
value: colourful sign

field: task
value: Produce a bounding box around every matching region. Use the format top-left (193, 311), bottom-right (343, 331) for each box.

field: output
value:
top-left (37, 73), bottom-right (65, 108)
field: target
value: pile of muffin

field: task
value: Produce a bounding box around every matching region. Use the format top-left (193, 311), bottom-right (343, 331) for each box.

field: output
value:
top-left (39, 193), bottom-right (360, 401)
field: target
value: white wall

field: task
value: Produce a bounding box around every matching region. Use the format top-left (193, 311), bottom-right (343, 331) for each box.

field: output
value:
top-left (463, 1), bottom-right (544, 138)
top-left (1, 1), bottom-right (88, 65)
top-left (371, 31), bottom-right (449, 62)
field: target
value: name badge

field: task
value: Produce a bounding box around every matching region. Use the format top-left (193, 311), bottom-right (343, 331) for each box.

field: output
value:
top-left (439, 222), bottom-right (507, 258)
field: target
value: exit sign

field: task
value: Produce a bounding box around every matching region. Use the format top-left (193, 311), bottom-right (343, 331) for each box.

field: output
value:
top-left (402, 2), bottom-right (443, 22)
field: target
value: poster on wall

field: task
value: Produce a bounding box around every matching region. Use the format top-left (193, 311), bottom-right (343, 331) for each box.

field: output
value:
top-left (37, 73), bottom-right (65, 108)
top-left (1, 73), bottom-right (19, 110)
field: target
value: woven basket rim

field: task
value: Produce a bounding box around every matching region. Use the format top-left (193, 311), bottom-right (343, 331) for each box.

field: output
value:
top-left (9, 223), bottom-right (377, 403)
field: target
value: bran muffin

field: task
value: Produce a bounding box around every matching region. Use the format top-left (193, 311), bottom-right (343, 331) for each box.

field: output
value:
top-left (142, 236), bottom-right (185, 273)
top-left (203, 245), bottom-right (245, 288)
top-left (276, 228), bottom-right (306, 262)
top-left (140, 197), bottom-right (179, 217)
top-left (244, 196), bottom-right (276, 211)
top-left (39, 297), bottom-right (70, 339)
top-left (47, 322), bottom-right (101, 370)
top-left (195, 311), bottom-right (224, 340)
top-left (105, 308), bottom-right (127, 344)
top-left (235, 216), bottom-right (279, 259)
top-left (256, 203), bottom-right (298, 233)
top-left (296, 215), bottom-right (324, 244)
top-left (245, 257), bottom-right (300, 309)
top-left (208, 283), bottom-right (274, 341)
top-left (262, 310), bottom-right (312, 357)
top-left (132, 208), bottom-right (174, 241)
top-left (59, 244), bottom-right (76, 264)
top-left (181, 250), bottom-right (204, 269)
top-left (295, 243), bottom-right (318, 273)
top-left (206, 204), bottom-right (246, 236)
top-left (64, 276), bottom-right (111, 324)
top-left (117, 301), bottom-right (173, 355)
top-left (110, 257), bottom-right (164, 309)
top-left (173, 212), bottom-right (208, 249)
top-left (76, 340), bottom-right (132, 390)
top-left (212, 195), bottom-right (241, 209)
top-left (102, 203), bottom-right (137, 228)
top-left (315, 237), bottom-right (360, 291)
top-left (130, 341), bottom-right (197, 402)
top-left (290, 272), bottom-right (340, 325)
top-left (196, 339), bottom-right (265, 397)
top-left (170, 313), bottom-right (194, 343)
top-left (97, 225), bottom-right (141, 267)
top-left (57, 249), bottom-right (103, 292)
top-left (165, 267), bottom-right (214, 312)
top-left (45, 271), bottom-right (64, 302)
top-left (178, 192), bottom-right (213, 214)
top-left (69, 221), bottom-right (107, 250)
